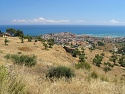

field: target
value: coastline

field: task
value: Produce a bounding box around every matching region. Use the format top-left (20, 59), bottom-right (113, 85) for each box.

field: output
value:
top-left (0, 25), bottom-right (125, 38)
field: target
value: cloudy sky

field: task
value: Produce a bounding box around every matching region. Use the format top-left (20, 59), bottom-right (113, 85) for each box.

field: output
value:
top-left (0, 0), bottom-right (125, 25)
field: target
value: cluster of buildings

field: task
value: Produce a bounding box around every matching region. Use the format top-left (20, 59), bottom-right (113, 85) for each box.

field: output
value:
top-left (41, 32), bottom-right (125, 49)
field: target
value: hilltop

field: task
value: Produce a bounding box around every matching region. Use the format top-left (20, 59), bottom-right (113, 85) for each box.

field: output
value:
top-left (0, 37), bottom-right (125, 94)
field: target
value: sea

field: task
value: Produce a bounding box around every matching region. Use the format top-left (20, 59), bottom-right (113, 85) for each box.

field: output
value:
top-left (0, 25), bottom-right (125, 38)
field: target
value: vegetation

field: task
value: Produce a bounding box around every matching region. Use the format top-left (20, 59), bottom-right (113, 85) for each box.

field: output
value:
top-left (97, 41), bottom-right (105, 46)
top-left (20, 34), bottom-right (24, 43)
top-left (75, 50), bottom-right (91, 71)
top-left (6, 28), bottom-right (24, 37)
top-left (5, 54), bottom-right (37, 67)
top-left (0, 66), bottom-right (26, 94)
top-left (91, 71), bottom-right (98, 79)
top-left (27, 36), bottom-right (32, 42)
top-left (4, 38), bottom-right (9, 45)
top-left (75, 62), bottom-right (91, 71)
top-left (43, 42), bottom-right (48, 50)
top-left (118, 46), bottom-right (125, 55)
top-left (118, 56), bottom-right (125, 67)
top-left (47, 39), bottom-right (55, 48)
top-left (93, 54), bottom-right (103, 67)
top-left (103, 62), bottom-right (114, 73)
top-left (37, 36), bottom-right (45, 42)
top-left (109, 54), bottom-right (117, 65)
top-left (72, 48), bottom-right (81, 57)
top-left (46, 66), bottom-right (75, 79)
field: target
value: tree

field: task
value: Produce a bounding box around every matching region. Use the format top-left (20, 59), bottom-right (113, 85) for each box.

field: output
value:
top-left (14, 30), bottom-right (23, 37)
top-left (118, 46), bottom-right (125, 55)
top-left (103, 62), bottom-right (113, 73)
top-left (27, 36), bottom-right (32, 42)
top-left (20, 34), bottom-right (24, 43)
top-left (79, 54), bottom-right (86, 62)
top-left (6, 28), bottom-right (16, 36)
top-left (118, 56), bottom-right (125, 67)
top-left (72, 48), bottom-right (81, 57)
top-left (47, 39), bottom-right (55, 48)
top-left (93, 54), bottom-right (103, 67)
top-left (43, 42), bottom-right (48, 50)
top-left (6, 28), bottom-right (24, 37)
top-left (109, 54), bottom-right (117, 65)
top-left (97, 41), bottom-right (105, 46)
top-left (4, 38), bottom-right (9, 45)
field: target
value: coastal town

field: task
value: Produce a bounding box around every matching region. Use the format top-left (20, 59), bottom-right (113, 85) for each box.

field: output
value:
top-left (40, 32), bottom-right (125, 49)
top-left (1, 29), bottom-right (125, 51)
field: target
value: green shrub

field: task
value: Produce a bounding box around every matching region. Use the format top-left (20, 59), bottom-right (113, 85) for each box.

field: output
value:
top-left (18, 52), bottom-right (22, 54)
top-left (97, 41), bottom-right (105, 46)
top-left (91, 71), bottom-right (98, 79)
top-left (93, 54), bottom-right (103, 67)
top-left (4, 38), bottom-right (9, 46)
top-left (43, 42), bottom-right (48, 50)
top-left (118, 56), bottom-right (125, 67)
top-left (46, 66), bottom-right (75, 79)
top-left (75, 62), bottom-right (91, 71)
top-left (0, 66), bottom-right (27, 94)
top-left (4, 54), bottom-right (11, 59)
top-left (5, 54), bottom-right (37, 67)
top-left (47, 39), bottom-right (55, 48)
top-left (103, 62), bottom-right (113, 73)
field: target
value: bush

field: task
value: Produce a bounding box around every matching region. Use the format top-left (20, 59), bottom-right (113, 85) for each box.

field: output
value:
top-left (93, 54), bottom-right (103, 67)
top-left (97, 41), bottom-right (105, 46)
top-left (46, 66), bottom-right (75, 79)
top-left (4, 38), bottom-right (9, 45)
top-left (75, 62), bottom-right (91, 71)
top-left (103, 62), bottom-right (114, 73)
top-left (118, 56), bottom-right (125, 67)
top-left (0, 66), bottom-right (27, 94)
top-left (91, 71), bottom-right (98, 79)
top-left (47, 39), bottom-right (55, 48)
top-left (5, 54), bottom-right (37, 67)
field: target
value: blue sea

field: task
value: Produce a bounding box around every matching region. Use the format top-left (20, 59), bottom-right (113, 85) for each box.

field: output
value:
top-left (0, 25), bottom-right (125, 37)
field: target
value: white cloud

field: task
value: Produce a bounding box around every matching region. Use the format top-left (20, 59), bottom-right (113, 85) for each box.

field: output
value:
top-left (74, 20), bottom-right (86, 23)
top-left (109, 19), bottom-right (119, 24)
top-left (12, 19), bottom-right (27, 23)
top-left (12, 17), bottom-right (70, 24)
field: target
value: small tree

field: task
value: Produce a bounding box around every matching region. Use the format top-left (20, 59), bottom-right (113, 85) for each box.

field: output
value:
top-left (4, 38), bottom-right (9, 45)
top-left (109, 54), bottom-right (117, 65)
top-left (20, 34), bottom-right (24, 43)
top-left (43, 42), bottom-right (48, 50)
top-left (72, 48), bottom-right (81, 57)
top-left (103, 62), bottom-right (113, 73)
top-left (118, 56), bottom-right (125, 67)
top-left (47, 39), bottom-right (55, 48)
top-left (93, 54), bottom-right (103, 67)
top-left (79, 53), bottom-right (86, 62)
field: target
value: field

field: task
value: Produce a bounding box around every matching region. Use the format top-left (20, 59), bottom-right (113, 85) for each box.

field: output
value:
top-left (0, 37), bottom-right (125, 94)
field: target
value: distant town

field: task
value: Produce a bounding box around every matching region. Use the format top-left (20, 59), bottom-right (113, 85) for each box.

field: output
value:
top-left (40, 32), bottom-right (125, 49)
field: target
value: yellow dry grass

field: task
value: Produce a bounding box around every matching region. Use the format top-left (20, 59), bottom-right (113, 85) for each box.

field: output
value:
top-left (0, 37), bottom-right (125, 94)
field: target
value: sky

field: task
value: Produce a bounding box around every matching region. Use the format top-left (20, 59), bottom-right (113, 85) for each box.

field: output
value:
top-left (0, 0), bottom-right (125, 25)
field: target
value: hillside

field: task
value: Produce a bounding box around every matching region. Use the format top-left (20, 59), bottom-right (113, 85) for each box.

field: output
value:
top-left (0, 37), bottom-right (125, 94)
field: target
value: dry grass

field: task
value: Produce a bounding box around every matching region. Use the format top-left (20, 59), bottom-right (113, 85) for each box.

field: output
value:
top-left (0, 37), bottom-right (125, 94)
top-left (6, 64), bottom-right (125, 94)
top-left (18, 47), bottom-right (32, 51)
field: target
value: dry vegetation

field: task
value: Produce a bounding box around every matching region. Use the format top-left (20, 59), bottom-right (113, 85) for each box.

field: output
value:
top-left (0, 37), bottom-right (125, 94)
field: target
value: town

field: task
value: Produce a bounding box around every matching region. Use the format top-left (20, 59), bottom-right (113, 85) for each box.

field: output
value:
top-left (41, 32), bottom-right (125, 50)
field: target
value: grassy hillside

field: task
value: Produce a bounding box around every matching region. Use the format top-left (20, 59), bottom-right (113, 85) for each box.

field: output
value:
top-left (0, 37), bottom-right (125, 94)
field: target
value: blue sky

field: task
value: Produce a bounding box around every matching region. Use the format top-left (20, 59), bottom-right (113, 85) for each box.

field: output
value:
top-left (0, 0), bottom-right (125, 25)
